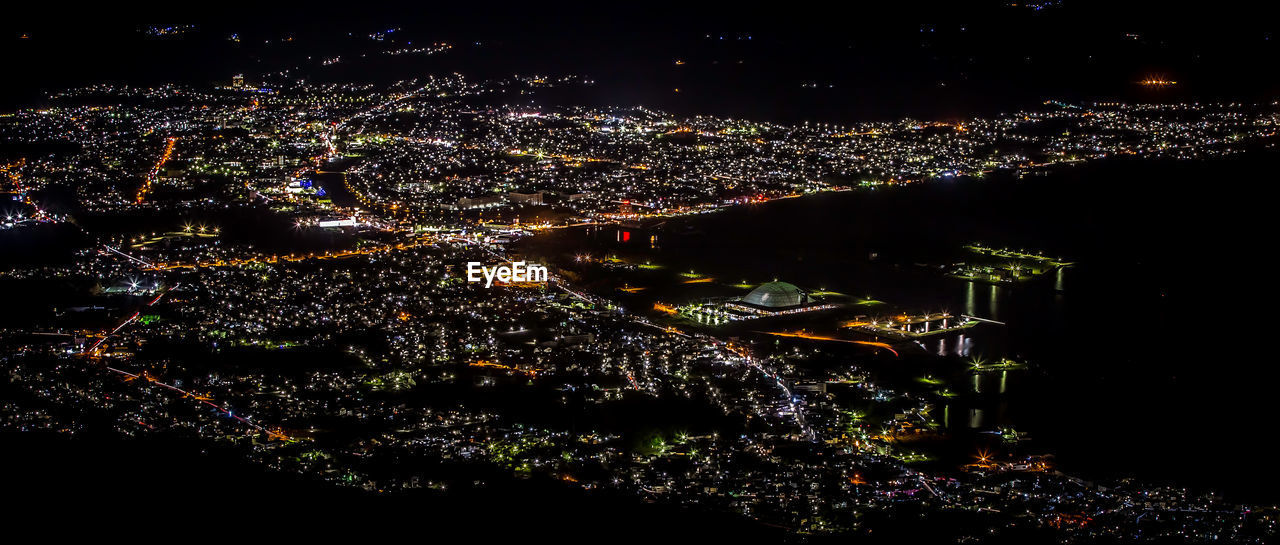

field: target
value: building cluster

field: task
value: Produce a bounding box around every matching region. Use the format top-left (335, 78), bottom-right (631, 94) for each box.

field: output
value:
top-left (4, 77), bottom-right (1275, 227)
top-left (1, 73), bottom-right (1277, 540)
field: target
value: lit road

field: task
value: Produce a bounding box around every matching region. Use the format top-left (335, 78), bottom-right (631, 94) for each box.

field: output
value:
top-left (135, 137), bottom-right (178, 204)
top-left (755, 330), bottom-right (901, 357)
top-left (81, 284), bottom-right (289, 441)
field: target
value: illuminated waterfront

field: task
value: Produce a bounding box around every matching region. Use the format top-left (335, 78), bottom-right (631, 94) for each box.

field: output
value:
top-left (517, 156), bottom-right (1280, 499)
top-left (4, 6), bottom-right (1279, 541)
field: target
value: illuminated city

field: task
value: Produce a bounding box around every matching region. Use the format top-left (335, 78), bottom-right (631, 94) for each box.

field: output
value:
top-left (3, 4), bottom-right (1278, 542)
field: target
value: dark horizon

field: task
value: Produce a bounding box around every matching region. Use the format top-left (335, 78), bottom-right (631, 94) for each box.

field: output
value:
top-left (4, 2), bottom-right (1279, 122)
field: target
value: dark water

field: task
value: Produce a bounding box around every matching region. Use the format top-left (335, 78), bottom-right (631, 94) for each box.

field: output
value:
top-left (313, 169), bottom-right (362, 208)
top-left (521, 155), bottom-right (1280, 502)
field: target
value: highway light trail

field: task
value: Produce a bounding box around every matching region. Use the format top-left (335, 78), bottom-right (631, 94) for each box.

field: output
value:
top-left (80, 283), bottom-right (288, 440)
top-left (756, 330), bottom-right (901, 357)
top-left (103, 245), bottom-right (154, 268)
top-left (103, 364), bottom-right (287, 440)
top-left (135, 137), bottom-right (177, 204)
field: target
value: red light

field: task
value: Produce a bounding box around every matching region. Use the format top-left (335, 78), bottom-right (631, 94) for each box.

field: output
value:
top-left (622, 231), bottom-right (631, 242)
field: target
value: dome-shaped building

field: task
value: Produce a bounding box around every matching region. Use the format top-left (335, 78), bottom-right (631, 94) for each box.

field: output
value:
top-left (739, 281), bottom-right (808, 309)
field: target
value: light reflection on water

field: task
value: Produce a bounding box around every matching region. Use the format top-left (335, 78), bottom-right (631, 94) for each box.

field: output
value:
top-left (988, 284), bottom-right (1000, 321)
top-left (946, 371), bottom-right (1019, 430)
top-left (513, 173), bottom-right (1280, 499)
top-left (932, 334), bottom-right (973, 357)
top-left (521, 216), bottom-right (1068, 439)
